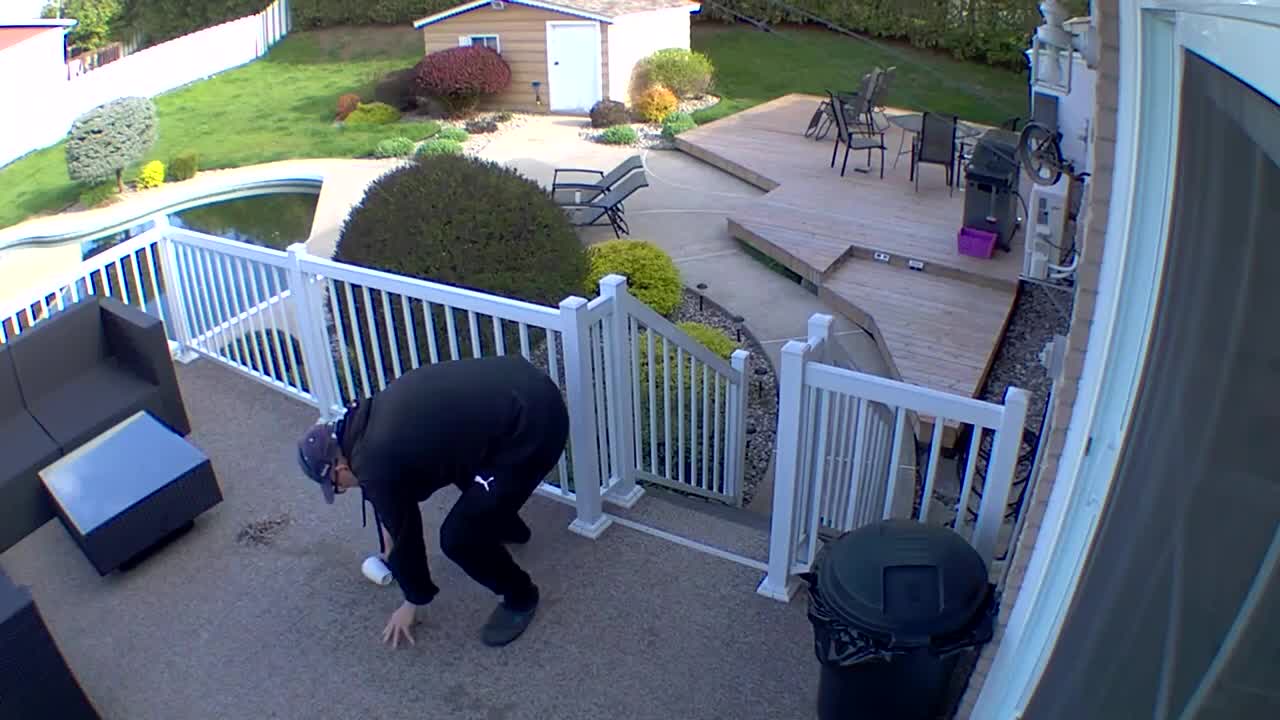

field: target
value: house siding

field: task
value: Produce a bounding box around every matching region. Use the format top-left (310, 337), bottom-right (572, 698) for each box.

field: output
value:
top-left (954, 0), bottom-right (1121, 716)
top-left (606, 7), bottom-right (693, 104)
top-left (420, 5), bottom-right (608, 113)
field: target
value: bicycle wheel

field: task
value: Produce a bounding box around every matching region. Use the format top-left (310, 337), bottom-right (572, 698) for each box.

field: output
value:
top-left (1018, 122), bottom-right (1065, 186)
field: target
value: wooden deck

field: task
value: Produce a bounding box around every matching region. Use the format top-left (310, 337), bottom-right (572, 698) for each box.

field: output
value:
top-left (676, 94), bottom-right (1021, 403)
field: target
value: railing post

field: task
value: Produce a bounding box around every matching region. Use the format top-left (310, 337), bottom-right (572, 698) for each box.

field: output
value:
top-left (286, 244), bottom-right (341, 421)
top-left (972, 386), bottom-right (1031, 566)
top-left (725, 349), bottom-right (750, 505)
top-left (153, 216), bottom-right (198, 363)
top-left (558, 295), bottom-right (612, 539)
top-left (807, 313), bottom-right (834, 359)
top-left (599, 274), bottom-right (643, 508)
top-left (757, 338), bottom-right (812, 602)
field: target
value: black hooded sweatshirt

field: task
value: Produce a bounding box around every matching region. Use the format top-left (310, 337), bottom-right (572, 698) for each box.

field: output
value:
top-left (334, 354), bottom-right (568, 605)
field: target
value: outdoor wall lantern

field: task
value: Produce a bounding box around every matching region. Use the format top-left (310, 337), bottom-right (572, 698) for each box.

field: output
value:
top-left (532, 81), bottom-right (542, 105)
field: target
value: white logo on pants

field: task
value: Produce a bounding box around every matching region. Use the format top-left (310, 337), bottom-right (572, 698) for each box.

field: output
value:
top-left (474, 475), bottom-right (494, 492)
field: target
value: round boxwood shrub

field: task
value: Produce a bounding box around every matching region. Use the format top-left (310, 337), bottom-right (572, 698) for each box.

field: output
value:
top-left (600, 125), bottom-right (638, 145)
top-left (590, 99), bottom-right (630, 128)
top-left (166, 152), bottom-right (199, 182)
top-left (373, 136), bottom-right (415, 158)
top-left (344, 102), bottom-right (401, 126)
top-left (637, 49), bottom-right (714, 99)
top-left (661, 111), bottom-right (696, 139)
top-left (336, 152), bottom-right (586, 317)
top-left (135, 160), bottom-right (165, 189)
top-left (65, 96), bottom-right (158, 192)
top-left (412, 46), bottom-right (512, 115)
top-left (676, 322), bottom-right (737, 359)
top-left (436, 126), bottom-right (469, 143)
top-left (634, 85), bottom-right (678, 123)
top-left (415, 138), bottom-right (464, 156)
top-left (585, 240), bottom-right (682, 317)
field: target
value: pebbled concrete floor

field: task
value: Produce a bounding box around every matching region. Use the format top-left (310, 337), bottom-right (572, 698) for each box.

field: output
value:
top-left (1, 359), bottom-right (821, 720)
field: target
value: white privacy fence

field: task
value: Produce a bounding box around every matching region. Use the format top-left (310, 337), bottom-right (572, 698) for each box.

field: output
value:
top-left (3, 0), bottom-right (290, 167)
top-left (757, 314), bottom-right (1030, 602)
top-left (0, 217), bottom-right (751, 541)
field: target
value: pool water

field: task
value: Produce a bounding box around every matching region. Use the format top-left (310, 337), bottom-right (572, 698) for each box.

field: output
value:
top-left (80, 191), bottom-right (320, 260)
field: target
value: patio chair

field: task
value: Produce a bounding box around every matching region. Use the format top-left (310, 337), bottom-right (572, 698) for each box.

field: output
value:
top-left (551, 154), bottom-right (644, 206)
top-left (562, 171), bottom-right (649, 238)
top-left (805, 68), bottom-right (881, 140)
top-left (827, 91), bottom-right (886, 178)
top-left (910, 111), bottom-right (959, 195)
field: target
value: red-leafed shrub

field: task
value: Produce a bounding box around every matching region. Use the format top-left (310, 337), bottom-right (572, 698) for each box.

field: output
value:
top-left (412, 46), bottom-right (512, 116)
top-left (336, 93), bottom-right (361, 120)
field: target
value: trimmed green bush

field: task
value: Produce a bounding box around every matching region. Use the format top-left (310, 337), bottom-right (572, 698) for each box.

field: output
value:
top-left (65, 96), bottom-right (158, 192)
top-left (436, 126), bottom-right (469, 143)
top-left (585, 240), bottom-right (682, 317)
top-left (600, 125), bottom-right (639, 145)
top-left (79, 181), bottom-right (119, 208)
top-left (634, 85), bottom-right (678, 123)
top-left (344, 102), bottom-right (401, 126)
top-left (401, 120), bottom-right (441, 141)
top-left (333, 155), bottom-right (587, 385)
top-left (373, 136), bottom-right (415, 158)
top-left (661, 111), bottom-right (696, 139)
top-left (135, 160), bottom-right (165, 189)
top-left (415, 139), bottom-right (463, 156)
top-left (589, 99), bottom-right (630, 129)
top-left (676, 322), bottom-right (738, 359)
top-left (166, 152), bottom-right (199, 181)
top-left (636, 48), bottom-right (714, 99)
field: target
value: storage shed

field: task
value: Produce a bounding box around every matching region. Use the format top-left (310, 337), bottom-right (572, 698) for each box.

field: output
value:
top-left (413, 0), bottom-right (701, 113)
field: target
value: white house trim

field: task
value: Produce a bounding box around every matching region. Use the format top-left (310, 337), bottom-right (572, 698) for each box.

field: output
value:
top-left (413, 0), bottom-right (613, 28)
top-left (971, 2), bottom-right (1280, 717)
top-left (0, 19), bottom-right (77, 28)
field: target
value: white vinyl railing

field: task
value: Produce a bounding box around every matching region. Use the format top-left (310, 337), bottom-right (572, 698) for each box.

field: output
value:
top-left (599, 277), bottom-right (750, 506)
top-left (757, 313), bottom-right (1030, 602)
top-left (1, 217), bottom-right (751, 542)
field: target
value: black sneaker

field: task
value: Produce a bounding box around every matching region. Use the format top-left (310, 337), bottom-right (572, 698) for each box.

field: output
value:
top-left (481, 586), bottom-right (539, 647)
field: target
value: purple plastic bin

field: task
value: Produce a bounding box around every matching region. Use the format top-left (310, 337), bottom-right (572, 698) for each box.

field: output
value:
top-left (957, 227), bottom-right (997, 259)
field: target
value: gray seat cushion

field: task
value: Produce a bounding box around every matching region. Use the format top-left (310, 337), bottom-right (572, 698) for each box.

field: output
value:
top-left (24, 361), bottom-right (158, 451)
top-left (0, 412), bottom-right (62, 552)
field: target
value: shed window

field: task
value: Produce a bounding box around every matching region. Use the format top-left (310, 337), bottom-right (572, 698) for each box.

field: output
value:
top-left (459, 35), bottom-right (500, 52)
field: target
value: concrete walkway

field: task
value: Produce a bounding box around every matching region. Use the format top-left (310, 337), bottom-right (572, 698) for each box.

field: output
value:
top-left (477, 116), bottom-right (889, 377)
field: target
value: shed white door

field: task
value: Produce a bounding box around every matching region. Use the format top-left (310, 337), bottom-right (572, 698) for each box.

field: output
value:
top-left (546, 22), bottom-right (600, 113)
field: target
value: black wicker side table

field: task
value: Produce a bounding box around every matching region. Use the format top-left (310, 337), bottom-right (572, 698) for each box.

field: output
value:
top-left (39, 410), bottom-right (222, 576)
top-left (0, 567), bottom-right (100, 718)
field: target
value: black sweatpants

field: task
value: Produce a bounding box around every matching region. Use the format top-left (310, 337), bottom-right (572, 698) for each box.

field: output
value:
top-left (438, 422), bottom-right (567, 610)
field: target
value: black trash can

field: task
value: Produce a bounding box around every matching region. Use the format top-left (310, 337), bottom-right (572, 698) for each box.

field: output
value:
top-left (802, 519), bottom-right (997, 720)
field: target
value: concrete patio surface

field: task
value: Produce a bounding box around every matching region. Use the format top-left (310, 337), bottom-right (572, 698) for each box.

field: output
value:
top-left (0, 358), bottom-right (820, 720)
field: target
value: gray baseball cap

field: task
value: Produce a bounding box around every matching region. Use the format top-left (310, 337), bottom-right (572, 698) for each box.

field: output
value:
top-left (297, 422), bottom-right (340, 504)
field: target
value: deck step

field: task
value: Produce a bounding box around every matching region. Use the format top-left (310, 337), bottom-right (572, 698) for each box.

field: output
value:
top-left (606, 485), bottom-right (770, 565)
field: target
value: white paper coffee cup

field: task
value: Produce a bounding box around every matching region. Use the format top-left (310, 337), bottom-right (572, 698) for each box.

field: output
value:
top-left (362, 556), bottom-right (393, 586)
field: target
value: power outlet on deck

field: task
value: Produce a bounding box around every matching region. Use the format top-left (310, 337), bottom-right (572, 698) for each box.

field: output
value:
top-left (873, 252), bottom-right (891, 263)
top-left (907, 259), bottom-right (925, 271)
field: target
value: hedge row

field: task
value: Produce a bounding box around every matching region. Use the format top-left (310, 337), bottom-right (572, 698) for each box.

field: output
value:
top-left (697, 0), bottom-right (1072, 70)
top-left (289, 0), bottom-right (455, 28)
top-left (120, 0), bottom-right (455, 42)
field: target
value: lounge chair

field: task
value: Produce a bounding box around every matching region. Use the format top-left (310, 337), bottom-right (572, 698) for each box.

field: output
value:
top-left (551, 155), bottom-right (644, 206)
top-left (562, 171), bottom-right (649, 238)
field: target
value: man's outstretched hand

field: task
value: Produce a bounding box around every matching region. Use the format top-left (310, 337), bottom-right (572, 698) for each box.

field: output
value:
top-left (382, 601), bottom-right (420, 648)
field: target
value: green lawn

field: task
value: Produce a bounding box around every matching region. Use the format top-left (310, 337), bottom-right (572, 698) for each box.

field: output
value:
top-left (690, 24), bottom-right (1030, 127)
top-left (0, 27), bottom-right (427, 230)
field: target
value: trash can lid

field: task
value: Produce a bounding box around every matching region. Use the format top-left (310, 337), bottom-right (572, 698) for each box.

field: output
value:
top-left (816, 519), bottom-right (989, 646)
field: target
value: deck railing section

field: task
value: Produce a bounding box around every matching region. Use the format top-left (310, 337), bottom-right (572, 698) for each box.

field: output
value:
top-left (758, 313), bottom-right (1030, 602)
top-left (2, 218), bottom-right (751, 542)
